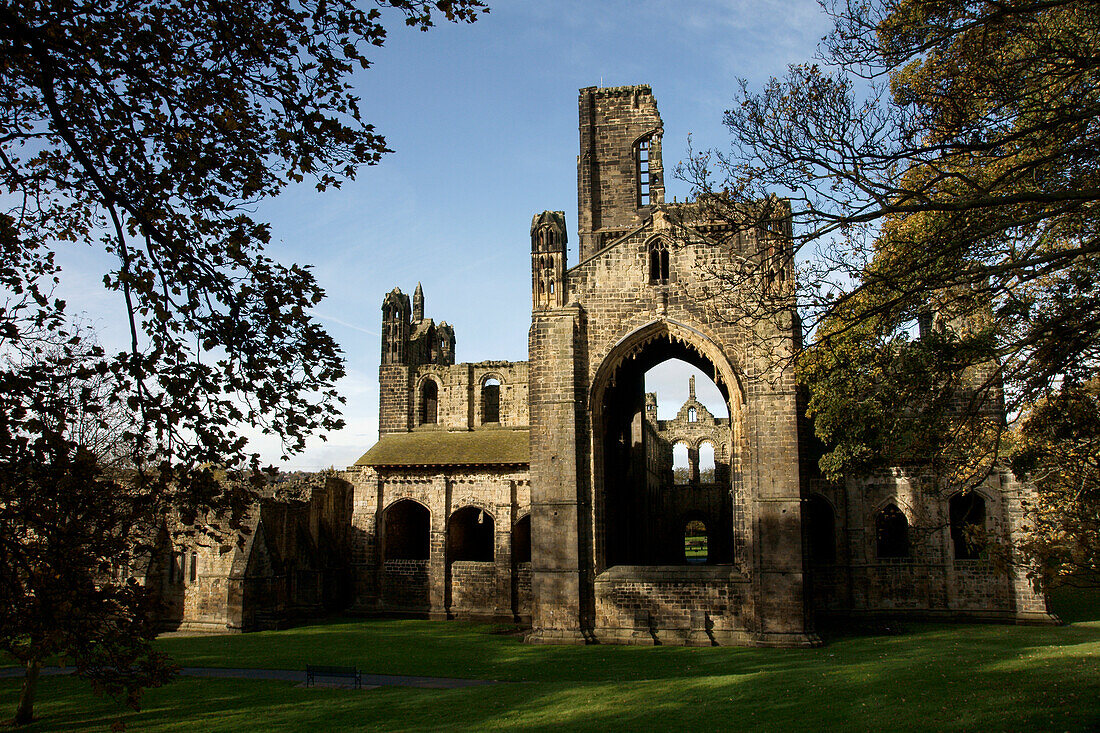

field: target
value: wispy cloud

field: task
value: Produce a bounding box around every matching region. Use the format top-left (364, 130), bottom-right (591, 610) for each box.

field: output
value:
top-left (308, 309), bottom-right (379, 337)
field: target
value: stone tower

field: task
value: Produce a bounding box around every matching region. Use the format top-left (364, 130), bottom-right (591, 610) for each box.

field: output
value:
top-left (577, 85), bottom-right (664, 261)
top-left (377, 284), bottom-right (458, 435)
top-left (379, 288), bottom-right (412, 435)
top-left (531, 211), bottom-right (568, 309)
top-left (528, 84), bottom-right (817, 647)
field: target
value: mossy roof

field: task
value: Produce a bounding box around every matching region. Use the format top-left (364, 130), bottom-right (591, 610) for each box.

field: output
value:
top-left (354, 429), bottom-right (530, 467)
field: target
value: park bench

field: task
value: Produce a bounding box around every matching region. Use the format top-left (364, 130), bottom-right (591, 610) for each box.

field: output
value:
top-left (305, 664), bottom-right (362, 689)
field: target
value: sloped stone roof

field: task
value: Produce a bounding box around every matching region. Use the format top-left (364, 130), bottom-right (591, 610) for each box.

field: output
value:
top-left (355, 429), bottom-right (530, 467)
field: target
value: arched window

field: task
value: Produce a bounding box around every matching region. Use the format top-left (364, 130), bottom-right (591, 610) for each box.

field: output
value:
top-left (876, 504), bottom-right (910, 559)
top-left (481, 377), bottom-right (500, 424)
top-left (419, 379), bottom-right (438, 425)
top-left (949, 492), bottom-right (987, 560)
top-left (190, 552), bottom-right (198, 582)
top-left (688, 407), bottom-right (697, 422)
top-left (698, 441), bottom-right (715, 483)
top-left (635, 135), bottom-right (652, 206)
top-left (648, 238), bottom-right (669, 284)
top-left (805, 495), bottom-right (836, 563)
top-left (513, 514), bottom-right (531, 564)
top-left (448, 507), bottom-right (495, 562)
top-left (383, 500), bottom-right (430, 560)
top-left (672, 442), bottom-right (690, 484)
top-left (684, 520), bottom-right (707, 564)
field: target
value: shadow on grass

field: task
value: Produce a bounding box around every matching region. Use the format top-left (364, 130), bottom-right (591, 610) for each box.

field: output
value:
top-left (3, 590), bottom-right (1098, 731)
top-left (3, 623), bottom-right (1100, 733)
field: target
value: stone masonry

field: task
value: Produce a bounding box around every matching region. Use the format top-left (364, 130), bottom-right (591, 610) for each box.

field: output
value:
top-left (145, 84), bottom-right (1053, 639)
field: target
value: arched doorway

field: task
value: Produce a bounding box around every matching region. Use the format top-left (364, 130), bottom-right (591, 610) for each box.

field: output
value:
top-left (380, 499), bottom-right (431, 610)
top-left (590, 321), bottom-right (744, 569)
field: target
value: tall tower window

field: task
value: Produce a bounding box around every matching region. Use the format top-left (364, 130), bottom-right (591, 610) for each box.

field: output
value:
top-left (949, 492), bottom-right (987, 560)
top-left (876, 503), bottom-right (910, 559)
top-left (419, 379), bottom-right (439, 425)
top-left (648, 238), bottom-right (669, 284)
top-left (636, 136), bottom-right (652, 207)
top-left (481, 377), bottom-right (501, 424)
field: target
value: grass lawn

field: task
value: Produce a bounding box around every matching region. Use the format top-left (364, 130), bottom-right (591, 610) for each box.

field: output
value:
top-left (2, 588), bottom-right (1098, 731)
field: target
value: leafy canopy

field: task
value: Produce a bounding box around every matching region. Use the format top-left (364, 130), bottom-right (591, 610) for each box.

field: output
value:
top-left (684, 0), bottom-right (1100, 480)
top-left (1012, 377), bottom-right (1100, 589)
top-left (0, 0), bottom-right (485, 725)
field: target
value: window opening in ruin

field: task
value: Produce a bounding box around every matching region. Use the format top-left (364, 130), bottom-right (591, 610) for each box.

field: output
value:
top-left (805, 495), bottom-right (836, 563)
top-left (648, 238), bottom-right (669, 284)
top-left (673, 442), bottom-right (690, 484)
top-left (949, 492), bottom-right (987, 560)
top-left (684, 520), bottom-right (708, 564)
top-left (419, 379), bottom-right (439, 425)
top-left (482, 377), bottom-right (501, 424)
top-left (448, 506), bottom-right (494, 562)
top-left (190, 552), bottom-right (198, 582)
top-left (876, 504), bottom-right (910, 559)
top-left (383, 499), bottom-right (430, 561)
top-left (636, 137), bottom-right (651, 207)
top-left (688, 407), bottom-right (697, 422)
top-left (602, 346), bottom-right (735, 567)
top-left (698, 442), bottom-right (715, 483)
top-left (513, 514), bottom-right (531, 564)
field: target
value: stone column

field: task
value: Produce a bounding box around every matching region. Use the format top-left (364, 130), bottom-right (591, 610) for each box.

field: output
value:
top-left (750, 382), bottom-right (820, 647)
top-left (528, 304), bottom-right (586, 643)
top-left (495, 501), bottom-right (513, 620)
top-left (428, 473), bottom-right (449, 620)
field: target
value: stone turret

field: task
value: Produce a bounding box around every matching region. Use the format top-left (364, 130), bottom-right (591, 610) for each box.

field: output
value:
top-left (413, 282), bottom-right (425, 322)
top-left (381, 287), bottom-right (411, 365)
top-left (531, 211), bottom-right (568, 310)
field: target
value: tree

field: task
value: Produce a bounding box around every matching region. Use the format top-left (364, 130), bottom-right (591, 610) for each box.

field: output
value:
top-left (0, 0), bottom-right (485, 724)
top-left (1011, 377), bottom-right (1100, 589)
top-left (0, 323), bottom-right (182, 726)
top-left (681, 0), bottom-right (1100, 482)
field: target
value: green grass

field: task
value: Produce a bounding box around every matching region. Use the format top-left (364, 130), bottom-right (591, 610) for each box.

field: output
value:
top-left (2, 590), bottom-right (1099, 731)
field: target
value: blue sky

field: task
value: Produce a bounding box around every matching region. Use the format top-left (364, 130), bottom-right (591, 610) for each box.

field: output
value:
top-left (62, 1), bottom-right (830, 469)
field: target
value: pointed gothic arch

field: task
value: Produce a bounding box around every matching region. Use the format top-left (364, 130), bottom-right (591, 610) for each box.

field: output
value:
top-left (589, 319), bottom-right (745, 569)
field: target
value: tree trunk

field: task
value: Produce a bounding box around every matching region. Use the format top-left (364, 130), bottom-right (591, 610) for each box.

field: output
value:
top-left (14, 659), bottom-right (40, 726)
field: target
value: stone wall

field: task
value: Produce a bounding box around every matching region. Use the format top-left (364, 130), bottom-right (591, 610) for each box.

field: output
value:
top-left (342, 464), bottom-right (531, 621)
top-left (412, 361), bottom-right (529, 430)
top-left (381, 559), bottom-right (431, 611)
top-left (144, 474), bottom-right (354, 633)
top-left (450, 561), bottom-right (501, 616)
top-left (593, 566), bottom-right (752, 645)
top-left (807, 468), bottom-right (1051, 622)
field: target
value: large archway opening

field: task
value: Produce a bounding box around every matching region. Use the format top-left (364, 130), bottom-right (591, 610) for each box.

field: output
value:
top-left (593, 322), bottom-right (742, 569)
top-left (383, 500), bottom-right (430, 561)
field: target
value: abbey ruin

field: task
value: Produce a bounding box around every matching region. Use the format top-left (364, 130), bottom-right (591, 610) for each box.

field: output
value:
top-left (144, 85), bottom-right (1054, 645)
